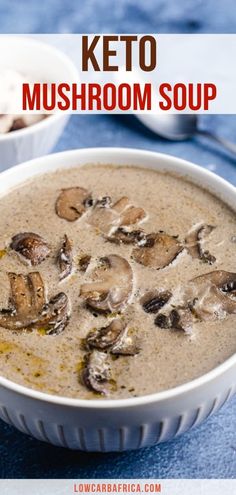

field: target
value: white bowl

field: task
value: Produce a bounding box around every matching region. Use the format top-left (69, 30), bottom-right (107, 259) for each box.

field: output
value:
top-left (0, 147), bottom-right (235, 452)
top-left (0, 36), bottom-right (79, 169)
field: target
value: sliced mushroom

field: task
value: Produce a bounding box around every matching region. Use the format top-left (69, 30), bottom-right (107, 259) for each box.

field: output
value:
top-left (86, 319), bottom-right (126, 350)
top-left (10, 232), bottom-right (50, 266)
top-left (24, 271), bottom-right (45, 315)
top-left (112, 196), bottom-right (146, 225)
top-left (81, 350), bottom-right (111, 394)
top-left (0, 272), bottom-right (69, 333)
top-left (141, 290), bottom-right (172, 314)
top-left (112, 196), bottom-right (130, 213)
top-left (57, 235), bottom-right (73, 280)
top-left (87, 195), bottom-right (146, 234)
top-left (154, 313), bottom-right (172, 329)
top-left (95, 196), bottom-right (112, 208)
top-left (191, 270), bottom-right (236, 291)
top-left (116, 202), bottom-right (146, 227)
top-left (132, 232), bottom-right (183, 269)
top-left (185, 224), bottom-right (216, 264)
top-left (154, 270), bottom-right (236, 330)
top-left (111, 327), bottom-right (141, 355)
top-left (221, 280), bottom-right (236, 294)
top-left (107, 227), bottom-right (145, 245)
top-left (0, 272), bottom-right (45, 330)
top-left (55, 187), bottom-right (91, 221)
top-left (83, 197), bottom-right (94, 208)
top-left (85, 318), bottom-right (140, 356)
top-left (169, 307), bottom-right (194, 334)
top-left (155, 307), bottom-right (193, 334)
top-left (121, 207), bottom-right (146, 226)
top-left (78, 254), bottom-right (91, 272)
top-left (80, 254), bottom-right (133, 313)
top-left (87, 202), bottom-right (116, 234)
top-left (38, 292), bottom-right (69, 335)
top-left (189, 270), bottom-right (236, 320)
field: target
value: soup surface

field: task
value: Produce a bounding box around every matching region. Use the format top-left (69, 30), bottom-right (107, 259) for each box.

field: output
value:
top-left (0, 164), bottom-right (235, 399)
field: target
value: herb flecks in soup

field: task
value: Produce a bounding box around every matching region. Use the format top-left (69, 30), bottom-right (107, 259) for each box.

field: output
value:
top-left (0, 165), bottom-right (235, 399)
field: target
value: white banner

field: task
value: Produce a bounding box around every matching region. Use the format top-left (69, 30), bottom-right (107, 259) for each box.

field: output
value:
top-left (0, 479), bottom-right (235, 495)
top-left (0, 34), bottom-right (236, 114)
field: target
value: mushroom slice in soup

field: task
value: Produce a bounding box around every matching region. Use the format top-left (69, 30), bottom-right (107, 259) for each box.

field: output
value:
top-left (85, 319), bottom-right (140, 356)
top-left (169, 307), bottom-right (194, 334)
top-left (154, 312), bottom-right (172, 329)
top-left (113, 197), bottom-right (146, 226)
top-left (86, 319), bottom-right (126, 351)
top-left (155, 306), bottom-right (194, 334)
top-left (140, 290), bottom-right (172, 314)
top-left (189, 270), bottom-right (236, 320)
top-left (155, 270), bottom-right (236, 329)
top-left (80, 254), bottom-right (133, 313)
top-left (110, 326), bottom-right (141, 356)
top-left (190, 270), bottom-right (236, 290)
top-left (87, 195), bottom-right (146, 234)
top-left (78, 254), bottom-right (91, 272)
top-left (0, 272), bottom-right (69, 333)
top-left (107, 227), bottom-right (145, 245)
top-left (185, 224), bottom-right (216, 264)
top-left (190, 285), bottom-right (234, 320)
top-left (86, 195), bottom-right (116, 234)
top-left (0, 272), bottom-right (46, 330)
top-left (57, 234), bottom-right (73, 280)
top-left (121, 207), bottom-right (146, 226)
top-left (95, 196), bottom-right (112, 208)
top-left (55, 187), bottom-right (92, 221)
top-left (132, 232), bottom-right (183, 269)
top-left (39, 292), bottom-right (69, 335)
top-left (81, 350), bottom-right (111, 394)
top-left (10, 232), bottom-right (50, 266)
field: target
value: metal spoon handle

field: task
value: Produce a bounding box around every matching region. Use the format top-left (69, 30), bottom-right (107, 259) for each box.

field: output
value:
top-left (196, 129), bottom-right (236, 155)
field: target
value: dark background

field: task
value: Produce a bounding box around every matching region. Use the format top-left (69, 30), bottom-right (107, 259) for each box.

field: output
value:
top-left (0, 0), bottom-right (235, 479)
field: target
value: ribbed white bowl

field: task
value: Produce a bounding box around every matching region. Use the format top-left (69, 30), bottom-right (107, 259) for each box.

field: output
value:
top-left (0, 36), bottom-right (79, 168)
top-left (0, 147), bottom-right (235, 451)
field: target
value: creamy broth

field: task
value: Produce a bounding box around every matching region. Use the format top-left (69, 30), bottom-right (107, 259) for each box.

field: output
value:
top-left (0, 164), bottom-right (235, 399)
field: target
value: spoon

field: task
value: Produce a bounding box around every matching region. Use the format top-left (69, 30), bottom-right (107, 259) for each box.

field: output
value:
top-left (136, 114), bottom-right (236, 155)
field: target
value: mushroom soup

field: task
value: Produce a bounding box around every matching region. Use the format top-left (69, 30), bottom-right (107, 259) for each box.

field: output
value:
top-left (0, 164), bottom-right (235, 399)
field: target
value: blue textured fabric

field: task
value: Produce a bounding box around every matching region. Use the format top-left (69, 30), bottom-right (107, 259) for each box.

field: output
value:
top-left (0, 0), bottom-right (235, 480)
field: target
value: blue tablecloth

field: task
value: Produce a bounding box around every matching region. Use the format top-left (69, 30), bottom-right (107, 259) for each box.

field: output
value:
top-left (0, 0), bottom-right (235, 480)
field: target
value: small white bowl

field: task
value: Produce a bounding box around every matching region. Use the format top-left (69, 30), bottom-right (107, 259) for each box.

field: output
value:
top-left (0, 36), bottom-right (79, 169)
top-left (0, 147), bottom-right (235, 452)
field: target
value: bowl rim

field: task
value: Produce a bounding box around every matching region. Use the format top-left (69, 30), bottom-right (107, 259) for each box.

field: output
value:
top-left (0, 146), bottom-right (235, 410)
top-left (0, 35), bottom-right (79, 141)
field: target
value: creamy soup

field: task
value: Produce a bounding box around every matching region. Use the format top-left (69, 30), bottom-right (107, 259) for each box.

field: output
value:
top-left (0, 164), bottom-right (235, 399)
